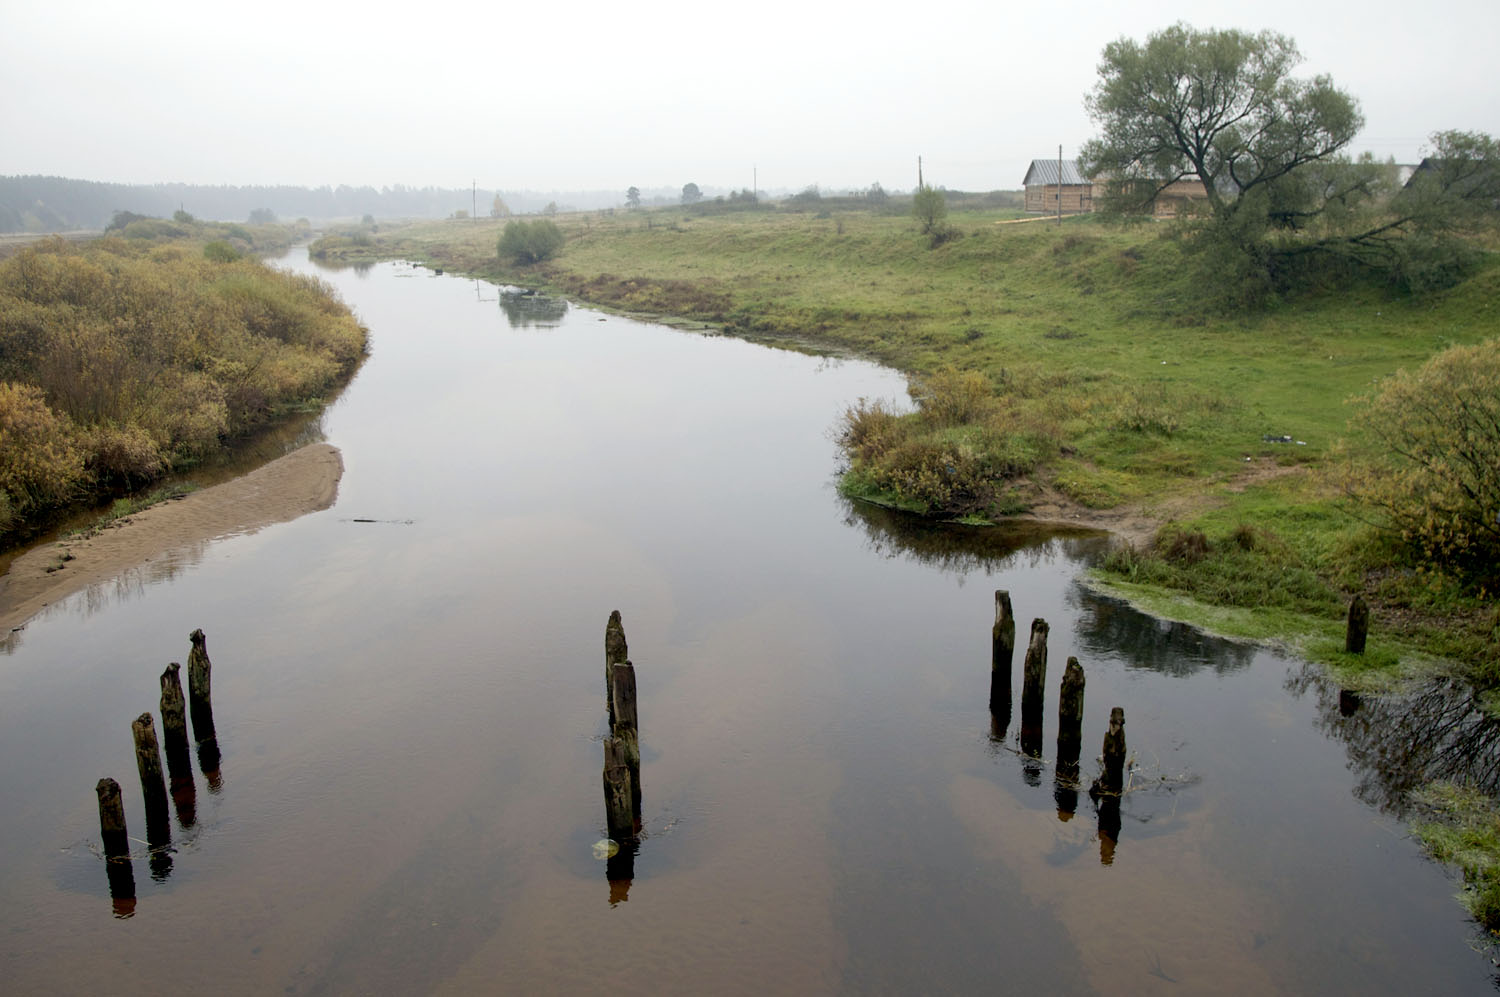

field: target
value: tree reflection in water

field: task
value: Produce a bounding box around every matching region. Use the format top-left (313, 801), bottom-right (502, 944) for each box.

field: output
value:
top-left (838, 498), bottom-right (1105, 577)
top-left (499, 291), bottom-right (569, 329)
top-left (1290, 665), bottom-right (1500, 815)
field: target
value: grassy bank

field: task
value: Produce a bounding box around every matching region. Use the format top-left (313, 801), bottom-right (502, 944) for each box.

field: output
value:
top-left (318, 204), bottom-right (1497, 686)
top-left (0, 234), bottom-right (366, 543)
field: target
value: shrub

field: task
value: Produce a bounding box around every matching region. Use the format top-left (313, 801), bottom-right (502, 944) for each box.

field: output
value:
top-left (203, 240), bottom-right (242, 263)
top-left (1351, 338), bottom-right (1500, 585)
top-left (497, 220), bottom-right (565, 264)
top-left (912, 366), bottom-right (994, 427)
top-left (0, 382), bottom-right (86, 513)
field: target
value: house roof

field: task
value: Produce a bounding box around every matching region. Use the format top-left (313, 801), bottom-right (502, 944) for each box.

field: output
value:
top-left (1023, 159), bottom-right (1089, 186)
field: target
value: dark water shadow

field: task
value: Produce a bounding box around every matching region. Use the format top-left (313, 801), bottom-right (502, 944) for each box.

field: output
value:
top-left (1069, 585), bottom-right (1258, 677)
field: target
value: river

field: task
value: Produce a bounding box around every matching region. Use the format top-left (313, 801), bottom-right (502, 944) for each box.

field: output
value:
top-left (0, 248), bottom-right (1492, 993)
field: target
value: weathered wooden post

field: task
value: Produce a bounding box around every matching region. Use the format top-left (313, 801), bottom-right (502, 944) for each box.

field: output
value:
top-left (602, 736), bottom-right (635, 842)
top-left (605, 610), bottom-right (628, 725)
top-left (1054, 657), bottom-right (1086, 820)
top-left (611, 661), bottom-right (642, 818)
top-left (1345, 595), bottom-right (1369, 654)
top-left (96, 778), bottom-right (136, 916)
top-left (132, 713), bottom-right (173, 880)
top-left (96, 777), bottom-right (130, 860)
top-left (990, 590), bottom-right (1015, 714)
top-left (132, 713), bottom-right (168, 817)
top-left (1019, 618), bottom-right (1049, 757)
top-left (159, 662), bottom-right (196, 828)
top-left (187, 629), bottom-right (215, 741)
top-left (1090, 706), bottom-right (1126, 798)
top-left (1057, 657), bottom-right (1085, 765)
top-left (186, 629), bottom-right (221, 790)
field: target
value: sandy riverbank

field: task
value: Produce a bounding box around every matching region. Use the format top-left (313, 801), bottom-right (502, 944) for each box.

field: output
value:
top-left (0, 443), bottom-right (343, 635)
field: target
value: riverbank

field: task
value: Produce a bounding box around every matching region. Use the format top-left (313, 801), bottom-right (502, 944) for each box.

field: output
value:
top-left (0, 442), bottom-right (342, 635)
top-left (321, 208), bottom-right (1497, 693)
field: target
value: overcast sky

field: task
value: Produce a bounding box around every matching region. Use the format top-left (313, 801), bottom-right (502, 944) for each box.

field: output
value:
top-left (4, 0), bottom-right (1497, 195)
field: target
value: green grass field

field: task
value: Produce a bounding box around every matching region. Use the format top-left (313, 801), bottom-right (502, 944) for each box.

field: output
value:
top-left (320, 203), bottom-right (1498, 686)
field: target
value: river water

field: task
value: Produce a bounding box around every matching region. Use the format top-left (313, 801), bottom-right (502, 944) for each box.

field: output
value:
top-left (0, 249), bottom-right (1493, 994)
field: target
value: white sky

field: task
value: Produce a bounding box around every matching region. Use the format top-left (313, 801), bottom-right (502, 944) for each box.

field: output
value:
top-left (3, 0), bottom-right (1497, 194)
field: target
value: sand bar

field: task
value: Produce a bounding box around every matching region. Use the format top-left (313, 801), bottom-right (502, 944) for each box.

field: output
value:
top-left (0, 443), bottom-right (343, 634)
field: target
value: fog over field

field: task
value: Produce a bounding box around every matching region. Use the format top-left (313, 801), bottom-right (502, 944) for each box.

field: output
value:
top-left (3, 0), bottom-right (1497, 194)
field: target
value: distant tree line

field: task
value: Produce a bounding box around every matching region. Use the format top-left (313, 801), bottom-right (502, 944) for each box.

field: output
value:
top-left (0, 176), bottom-right (628, 233)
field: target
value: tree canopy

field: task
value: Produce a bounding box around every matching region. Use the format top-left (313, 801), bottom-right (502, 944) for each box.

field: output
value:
top-left (1080, 23), bottom-right (1499, 298)
top-left (1079, 24), bottom-right (1362, 223)
top-left (681, 182), bottom-right (702, 205)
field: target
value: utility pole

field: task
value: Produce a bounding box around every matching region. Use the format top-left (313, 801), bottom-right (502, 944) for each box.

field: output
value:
top-left (472, 179), bottom-right (477, 224)
top-left (753, 165), bottom-right (757, 202)
top-left (918, 155), bottom-right (924, 189)
top-left (1057, 145), bottom-right (1064, 226)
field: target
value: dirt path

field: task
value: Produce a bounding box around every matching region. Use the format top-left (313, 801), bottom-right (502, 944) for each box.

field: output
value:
top-left (0, 443), bottom-right (343, 635)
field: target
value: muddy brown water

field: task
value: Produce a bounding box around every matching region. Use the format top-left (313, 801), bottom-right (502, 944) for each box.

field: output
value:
top-left (1, 250), bottom-right (1495, 994)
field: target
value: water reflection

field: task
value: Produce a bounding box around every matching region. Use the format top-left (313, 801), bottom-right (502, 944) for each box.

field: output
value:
top-left (1293, 666), bottom-right (1500, 814)
top-left (840, 498), bottom-right (1105, 576)
top-left (1070, 586), bottom-right (1257, 676)
top-left (499, 290), bottom-right (569, 329)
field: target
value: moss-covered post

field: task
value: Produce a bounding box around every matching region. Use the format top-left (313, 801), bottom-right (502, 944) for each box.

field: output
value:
top-left (1090, 707), bottom-right (1126, 798)
top-left (95, 778), bottom-right (136, 916)
top-left (602, 736), bottom-right (635, 842)
top-left (1345, 595), bottom-right (1369, 654)
top-left (605, 611), bottom-right (628, 725)
top-left (1019, 618), bottom-right (1048, 757)
top-left (990, 590), bottom-right (1016, 714)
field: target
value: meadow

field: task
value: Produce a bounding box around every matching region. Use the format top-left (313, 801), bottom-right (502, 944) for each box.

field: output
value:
top-left (314, 201), bottom-right (1498, 687)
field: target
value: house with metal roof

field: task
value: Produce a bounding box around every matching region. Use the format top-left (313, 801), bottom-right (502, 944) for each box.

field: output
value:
top-left (1022, 159), bottom-right (1094, 214)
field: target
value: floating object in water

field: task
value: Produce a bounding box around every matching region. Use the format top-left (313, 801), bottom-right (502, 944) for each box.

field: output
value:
top-left (593, 839), bottom-right (619, 860)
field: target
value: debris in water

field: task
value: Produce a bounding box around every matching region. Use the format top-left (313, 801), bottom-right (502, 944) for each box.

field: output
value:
top-left (593, 839), bottom-right (620, 860)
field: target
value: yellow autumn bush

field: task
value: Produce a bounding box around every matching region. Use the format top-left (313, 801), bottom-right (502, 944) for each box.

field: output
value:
top-left (1351, 338), bottom-right (1500, 585)
top-left (0, 237), bottom-right (365, 539)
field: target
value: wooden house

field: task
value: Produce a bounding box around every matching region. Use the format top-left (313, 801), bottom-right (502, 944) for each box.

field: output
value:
top-left (1023, 159), bottom-right (1093, 214)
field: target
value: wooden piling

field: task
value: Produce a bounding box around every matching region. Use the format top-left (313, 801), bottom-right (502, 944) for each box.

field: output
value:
top-left (1345, 595), bottom-right (1369, 654)
top-left (605, 610), bottom-right (628, 725)
top-left (1057, 657), bottom-right (1085, 763)
top-left (132, 713), bottom-right (168, 815)
top-left (602, 736), bottom-right (635, 841)
top-left (97, 777), bottom-right (137, 915)
top-left (187, 629), bottom-right (216, 743)
top-left (159, 663), bottom-right (190, 778)
top-left (1021, 618), bottom-right (1049, 708)
top-left (990, 590), bottom-right (1015, 713)
top-left (1019, 618), bottom-right (1048, 757)
top-left (96, 777), bottom-right (130, 859)
top-left (611, 661), bottom-right (642, 816)
top-left (1090, 706), bottom-right (1126, 798)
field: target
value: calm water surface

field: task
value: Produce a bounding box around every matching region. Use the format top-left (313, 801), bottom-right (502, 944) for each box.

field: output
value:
top-left (0, 250), bottom-right (1492, 994)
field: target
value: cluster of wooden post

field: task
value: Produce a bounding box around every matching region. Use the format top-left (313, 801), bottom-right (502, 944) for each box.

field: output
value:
top-left (94, 629), bottom-right (222, 913)
top-left (602, 611), bottom-right (641, 842)
top-left (989, 589), bottom-right (1127, 808)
